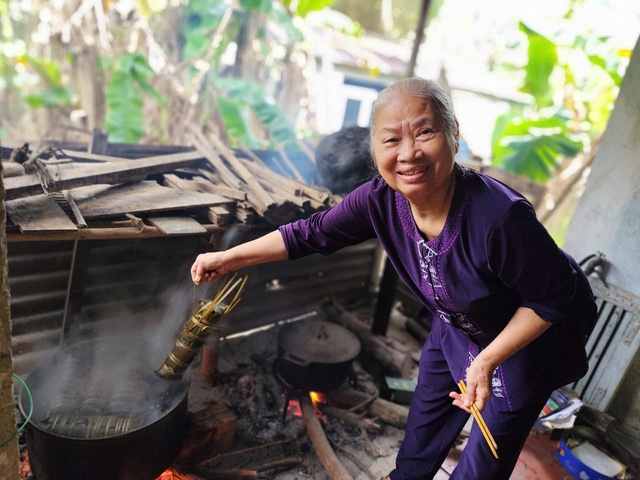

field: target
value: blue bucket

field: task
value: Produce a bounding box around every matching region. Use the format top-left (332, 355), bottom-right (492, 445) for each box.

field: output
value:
top-left (556, 427), bottom-right (636, 480)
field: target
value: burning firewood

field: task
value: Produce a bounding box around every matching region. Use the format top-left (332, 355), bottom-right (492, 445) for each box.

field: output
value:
top-left (156, 469), bottom-right (206, 480)
top-left (182, 439), bottom-right (302, 479)
top-left (300, 394), bottom-right (354, 480)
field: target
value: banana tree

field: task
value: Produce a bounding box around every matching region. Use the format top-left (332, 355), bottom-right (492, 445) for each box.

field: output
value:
top-left (104, 53), bottom-right (165, 144)
top-left (177, 0), bottom-right (339, 150)
top-left (491, 19), bottom-right (626, 182)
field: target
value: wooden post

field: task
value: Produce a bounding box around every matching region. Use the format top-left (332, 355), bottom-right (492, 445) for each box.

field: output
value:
top-left (371, 256), bottom-right (398, 336)
top-left (60, 240), bottom-right (92, 345)
top-left (406, 0), bottom-right (433, 78)
top-left (0, 142), bottom-right (21, 479)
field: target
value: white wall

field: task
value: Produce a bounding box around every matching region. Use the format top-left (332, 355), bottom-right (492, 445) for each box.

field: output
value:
top-left (564, 35), bottom-right (640, 296)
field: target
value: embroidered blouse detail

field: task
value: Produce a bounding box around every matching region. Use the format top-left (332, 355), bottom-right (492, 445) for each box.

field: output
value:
top-left (396, 168), bottom-right (480, 336)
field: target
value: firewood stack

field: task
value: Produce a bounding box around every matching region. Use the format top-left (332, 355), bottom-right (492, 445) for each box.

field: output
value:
top-left (1, 131), bottom-right (338, 241)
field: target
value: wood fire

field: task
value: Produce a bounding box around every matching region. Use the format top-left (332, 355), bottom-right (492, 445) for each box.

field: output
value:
top-left (156, 468), bottom-right (202, 480)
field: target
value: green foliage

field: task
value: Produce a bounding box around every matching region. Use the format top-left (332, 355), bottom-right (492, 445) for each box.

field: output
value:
top-left (0, 0), bottom-right (350, 148)
top-left (518, 22), bottom-right (557, 108)
top-left (492, 108), bottom-right (582, 181)
top-left (25, 86), bottom-right (75, 108)
top-left (178, 1), bottom-right (327, 149)
top-left (104, 53), bottom-right (165, 143)
top-left (270, 2), bottom-right (304, 41)
top-left (20, 55), bottom-right (76, 108)
top-left (182, 1), bottom-right (231, 64)
top-left (215, 77), bottom-right (299, 148)
top-left (24, 55), bottom-right (64, 87)
top-left (215, 95), bottom-right (262, 148)
top-left (490, 11), bottom-right (625, 182)
top-left (331, 0), bottom-right (443, 38)
top-left (295, 0), bottom-right (334, 17)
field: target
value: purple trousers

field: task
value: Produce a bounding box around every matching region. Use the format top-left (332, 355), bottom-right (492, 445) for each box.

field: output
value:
top-left (389, 321), bottom-right (552, 480)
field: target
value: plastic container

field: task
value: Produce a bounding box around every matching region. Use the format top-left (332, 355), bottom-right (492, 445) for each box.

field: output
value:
top-left (556, 427), bottom-right (634, 480)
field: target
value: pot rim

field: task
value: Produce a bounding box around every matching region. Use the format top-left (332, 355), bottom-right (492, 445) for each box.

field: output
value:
top-left (18, 335), bottom-right (191, 440)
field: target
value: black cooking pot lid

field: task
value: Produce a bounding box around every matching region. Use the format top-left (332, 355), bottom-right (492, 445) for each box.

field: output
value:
top-left (278, 319), bottom-right (361, 364)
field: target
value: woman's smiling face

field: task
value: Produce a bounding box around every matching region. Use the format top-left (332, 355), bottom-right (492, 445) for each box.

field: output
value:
top-left (372, 93), bottom-right (456, 204)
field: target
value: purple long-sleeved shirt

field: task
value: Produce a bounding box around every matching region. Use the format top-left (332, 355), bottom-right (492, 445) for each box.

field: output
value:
top-left (279, 164), bottom-right (596, 410)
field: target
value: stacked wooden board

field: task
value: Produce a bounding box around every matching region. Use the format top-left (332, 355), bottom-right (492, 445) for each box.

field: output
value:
top-left (2, 134), bottom-right (336, 240)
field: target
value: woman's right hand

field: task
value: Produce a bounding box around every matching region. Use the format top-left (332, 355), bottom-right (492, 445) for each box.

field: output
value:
top-left (191, 230), bottom-right (289, 285)
top-left (191, 251), bottom-right (230, 285)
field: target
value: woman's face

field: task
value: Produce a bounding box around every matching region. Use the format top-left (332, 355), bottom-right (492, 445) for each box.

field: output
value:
top-left (372, 93), bottom-right (455, 204)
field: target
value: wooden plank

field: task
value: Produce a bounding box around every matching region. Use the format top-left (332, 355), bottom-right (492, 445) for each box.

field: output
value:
top-left (59, 150), bottom-right (131, 163)
top-left (3, 174), bottom-right (43, 200)
top-left (45, 150), bottom-right (204, 190)
top-left (5, 194), bottom-right (78, 232)
top-left (147, 215), bottom-right (208, 235)
top-left (190, 131), bottom-right (243, 189)
top-left (163, 173), bottom-right (245, 201)
top-left (70, 181), bottom-right (230, 219)
top-left (4, 151), bottom-right (204, 200)
top-left (205, 205), bottom-right (232, 226)
top-left (275, 144), bottom-right (305, 182)
top-left (212, 138), bottom-right (275, 212)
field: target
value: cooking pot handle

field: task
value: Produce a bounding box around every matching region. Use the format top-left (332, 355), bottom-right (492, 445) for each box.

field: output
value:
top-left (281, 352), bottom-right (311, 366)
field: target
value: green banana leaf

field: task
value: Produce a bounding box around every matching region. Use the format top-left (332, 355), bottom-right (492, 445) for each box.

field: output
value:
top-left (295, 0), bottom-right (334, 17)
top-left (105, 70), bottom-right (145, 143)
top-left (215, 96), bottom-right (262, 149)
top-left (491, 108), bottom-right (582, 182)
top-left (24, 55), bottom-right (64, 86)
top-left (104, 54), bottom-right (164, 143)
top-left (24, 86), bottom-right (75, 108)
top-left (498, 133), bottom-right (582, 181)
top-left (518, 22), bottom-right (557, 108)
top-left (183, 1), bottom-right (230, 62)
top-left (215, 77), bottom-right (298, 148)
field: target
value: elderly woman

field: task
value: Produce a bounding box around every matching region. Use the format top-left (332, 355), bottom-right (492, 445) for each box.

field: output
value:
top-left (191, 78), bottom-right (597, 479)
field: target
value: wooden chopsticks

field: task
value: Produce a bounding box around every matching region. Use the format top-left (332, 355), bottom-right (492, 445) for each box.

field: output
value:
top-left (458, 380), bottom-right (499, 459)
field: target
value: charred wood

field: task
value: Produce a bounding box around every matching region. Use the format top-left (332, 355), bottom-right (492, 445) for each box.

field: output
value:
top-left (320, 404), bottom-right (382, 433)
top-left (184, 439), bottom-right (302, 478)
top-left (329, 387), bottom-right (409, 429)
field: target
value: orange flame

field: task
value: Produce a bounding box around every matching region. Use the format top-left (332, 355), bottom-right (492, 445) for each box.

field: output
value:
top-left (286, 397), bottom-right (303, 417)
top-left (309, 391), bottom-right (328, 422)
top-left (310, 391), bottom-right (327, 406)
top-left (156, 468), bottom-right (195, 480)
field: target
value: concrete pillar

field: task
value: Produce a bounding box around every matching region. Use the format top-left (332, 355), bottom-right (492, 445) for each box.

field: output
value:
top-left (0, 146), bottom-right (21, 479)
top-left (563, 34), bottom-right (640, 293)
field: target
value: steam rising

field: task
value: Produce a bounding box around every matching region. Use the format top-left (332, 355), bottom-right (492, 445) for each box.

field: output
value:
top-left (23, 227), bottom-right (251, 439)
top-left (23, 270), bottom-right (203, 439)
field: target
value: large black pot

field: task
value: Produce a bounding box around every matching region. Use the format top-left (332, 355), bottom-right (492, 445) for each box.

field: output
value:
top-left (19, 336), bottom-right (191, 480)
top-left (276, 319), bottom-right (361, 393)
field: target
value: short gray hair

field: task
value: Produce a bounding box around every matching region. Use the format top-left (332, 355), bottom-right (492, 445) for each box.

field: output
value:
top-left (370, 78), bottom-right (458, 158)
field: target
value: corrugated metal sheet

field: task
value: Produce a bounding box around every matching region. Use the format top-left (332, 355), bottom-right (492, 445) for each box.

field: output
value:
top-left (8, 236), bottom-right (380, 375)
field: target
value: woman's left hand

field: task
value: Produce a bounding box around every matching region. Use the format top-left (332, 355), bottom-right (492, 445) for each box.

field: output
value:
top-left (448, 356), bottom-right (495, 413)
top-left (449, 307), bottom-right (553, 414)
